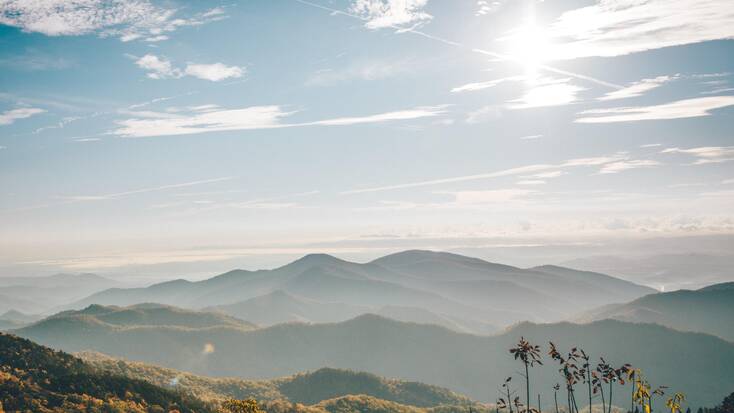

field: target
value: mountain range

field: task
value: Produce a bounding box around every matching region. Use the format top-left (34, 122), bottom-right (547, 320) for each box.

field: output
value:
top-left (578, 281), bottom-right (734, 341)
top-left (68, 250), bottom-right (655, 332)
top-left (14, 304), bottom-right (734, 408)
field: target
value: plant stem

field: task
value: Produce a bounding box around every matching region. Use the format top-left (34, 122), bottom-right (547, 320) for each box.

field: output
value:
top-left (555, 390), bottom-right (560, 413)
top-left (630, 379), bottom-right (635, 413)
top-left (608, 383), bottom-right (613, 413)
top-left (526, 362), bottom-right (531, 413)
top-left (588, 368), bottom-right (593, 413)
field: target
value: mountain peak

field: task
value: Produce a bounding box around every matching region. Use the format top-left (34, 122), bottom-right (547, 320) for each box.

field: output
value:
top-left (284, 253), bottom-right (350, 269)
top-left (371, 249), bottom-right (513, 271)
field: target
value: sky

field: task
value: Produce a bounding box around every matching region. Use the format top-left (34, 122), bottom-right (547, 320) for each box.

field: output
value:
top-left (1, 0), bottom-right (733, 283)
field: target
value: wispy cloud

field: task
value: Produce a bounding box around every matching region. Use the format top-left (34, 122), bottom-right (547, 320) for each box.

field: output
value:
top-left (307, 106), bottom-right (447, 126)
top-left (662, 146), bottom-right (734, 164)
top-left (114, 105), bottom-right (289, 137)
top-left (451, 76), bottom-right (523, 93)
top-left (545, 0), bottom-right (734, 59)
top-left (0, 49), bottom-right (73, 71)
top-left (4, 177), bottom-right (234, 213)
top-left (350, 0), bottom-right (432, 30)
top-left (576, 96), bottom-right (734, 123)
top-left (598, 160), bottom-right (661, 174)
top-left (526, 170), bottom-right (566, 179)
top-left (440, 189), bottom-right (538, 205)
top-left (0, 1), bottom-right (226, 42)
top-left (113, 104), bottom-right (448, 138)
top-left (343, 154), bottom-right (630, 194)
top-left (0, 107), bottom-right (45, 125)
top-left (508, 78), bottom-right (585, 109)
top-left (519, 134), bottom-right (543, 140)
top-left (517, 180), bottom-right (546, 185)
top-left (306, 59), bottom-right (414, 86)
top-left (465, 106), bottom-right (501, 124)
top-left (598, 75), bottom-right (677, 101)
top-left (59, 177), bottom-right (235, 202)
top-left (134, 54), bottom-right (244, 81)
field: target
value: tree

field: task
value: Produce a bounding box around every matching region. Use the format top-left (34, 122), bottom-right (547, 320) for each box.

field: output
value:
top-left (220, 398), bottom-right (264, 413)
top-left (717, 392), bottom-right (734, 413)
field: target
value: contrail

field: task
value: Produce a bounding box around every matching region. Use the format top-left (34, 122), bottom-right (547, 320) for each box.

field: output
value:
top-left (293, 0), bottom-right (623, 90)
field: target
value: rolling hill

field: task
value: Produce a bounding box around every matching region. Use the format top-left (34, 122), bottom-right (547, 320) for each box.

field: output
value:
top-left (36, 303), bottom-right (257, 330)
top-left (0, 332), bottom-right (213, 413)
top-left (69, 250), bottom-right (654, 330)
top-left (15, 311), bottom-right (734, 408)
top-left (0, 309), bottom-right (40, 331)
top-left (578, 282), bottom-right (734, 341)
top-left (80, 352), bottom-right (474, 408)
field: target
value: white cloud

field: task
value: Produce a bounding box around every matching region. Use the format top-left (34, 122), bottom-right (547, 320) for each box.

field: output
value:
top-left (576, 96), bottom-right (734, 123)
top-left (0, 107), bottom-right (45, 125)
top-left (508, 78), bottom-right (585, 109)
top-left (519, 134), bottom-right (543, 140)
top-left (135, 54), bottom-right (180, 79)
top-left (113, 105), bottom-right (448, 138)
top-left (451, 76), bottom-right (523, 93)
top-left (662, 146), bottom-right (734, 164)
top-left (598, 160), bottom-right (661, 174)
top-left (598, 75), bottom-right (677, 101)
top-left (722, 178), bottom-right (734, 185)
top-left (545, 0), bottom-right (734, 59)
top-left (114, 105), bottom-right (289, 138)
top-left (528, 170), bottom-right (566, 179)
top-left (476, 0), bottom-right (504, 15)
top-left (640, 143), bottom-right (662, 148)
top-left (350, 0), bottom-right (432, 30)
top-left (134, 54), bottom-right (244, 82)
top-left (184, 63), bottom-right (244, 82)
top-left (0, 1), bottom-right (225, 41)
top-left (308, 106), bottom-right (447, 126)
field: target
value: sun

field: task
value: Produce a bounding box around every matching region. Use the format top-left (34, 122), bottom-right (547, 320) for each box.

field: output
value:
top-left (500, 22), bottom-right (554, 79)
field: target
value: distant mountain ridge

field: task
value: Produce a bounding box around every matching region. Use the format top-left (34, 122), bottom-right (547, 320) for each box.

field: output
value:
top-left (32, 303), bottom-right (256, 331)
top-left (578, 281), bottom-right (734, 341)
top-left (69, 250), bottom-right (654, 331)
top-left (15, 309), bottom-right (734, 407)
top-left (0, 273), bottom-right (121, 314)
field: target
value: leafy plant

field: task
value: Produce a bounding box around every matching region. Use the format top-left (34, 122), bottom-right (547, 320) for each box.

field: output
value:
top-left (510, 337), bottom-right (543, 413)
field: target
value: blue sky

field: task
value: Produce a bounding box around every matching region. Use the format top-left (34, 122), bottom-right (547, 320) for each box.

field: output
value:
top-left (1, 0), bottom-right (733, 281)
